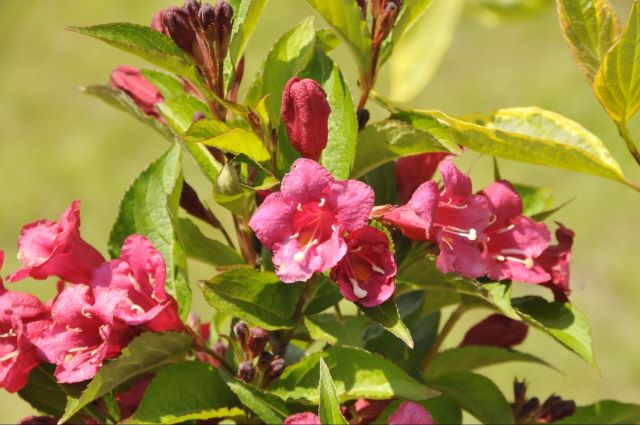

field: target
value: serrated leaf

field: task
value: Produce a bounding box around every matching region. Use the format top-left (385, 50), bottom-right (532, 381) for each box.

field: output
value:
top-left (351, 119), bottom-right (455, 179)
top-left (197, 128), bottom-right (271, 163)
top-left (68, 23), bottom-right (198, 81)
top-left (201, 268), bottom-right (304, 330)
top-left (555, 400), bottom-right (640, 424)
top-left (360, 296), bottom-right (414, 348)
top-left (220, 369), bottom-right (291, 424)
top-left (304, 0), bottom-right (371, 76)
top-left (557, 0), bottom-right (621, 83)
top-left (593, 0), bottom-right (640, 121)
top-left (270, 346), bottom-right (435, 403)
top-left (229, 0), bottom-right (269, 65)
top-left (425, 346), bottom-right (554, 379)
top-left (392, 107), bottom-right (625, 183)
top-left (59, 332), bottom-right (193, 424)
top-left (318, 359), bottom-right (348, 425)
top-left (177, 218), bottom-right (243, 266)
top-left (109, 143), bottom-right (190, 318)
top-left (425, 372), bottom-right (514, 424)
top-left (304, 314), bottom-right (369, 348)
top-left (513, 296), bottom-right (595, 365)
top-left (126, 361), bottom-right (241, 424)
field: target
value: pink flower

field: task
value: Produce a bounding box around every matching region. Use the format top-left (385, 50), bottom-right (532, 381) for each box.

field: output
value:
top-left (396, 153), bottom-right (449, 204)
top-left (284, 412), bottom-right (321, 425)
top-left (281, 77), bottom-right (331, 161)
top-left (382, 181), bottom-right (439, 241)
top-left (8, 201), bottom-right (105, 285)
top-left (330, 227), bottom-right (396, 307)
top-left (115, 375), bottom-right (153, 419)
top-left (35, 285), bottom-right (134, 383)
top-left (460, 314), bottom-right (528, 348)
top-left (480, 181), bottom-right (551, 283)
top-left (110, 66), bottom-right (164, 118)
top-left (353, 399), bottom-right (391, 424)
top-left (537, 223), bottom-right (574, 302)
top-left (249, 159), bottom-right (374, 283)
top-left (0, 281), bottom-right (50, 392)
top-left (388, 402), bottom-right (435, 425)
top-left (91, 235), bottom-right (183, 333)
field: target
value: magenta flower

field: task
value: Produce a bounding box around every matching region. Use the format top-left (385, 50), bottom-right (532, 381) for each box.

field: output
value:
top-left (110, 66), bottom-right (164, 119)
top-left (538, 223), bottom-right (574, 302)
top-left (382, 181), bottom-right (439, 241)
top-left (0, 280), bottom-right (50, 392)
top-left (396, 153), bottom-right (449, 204)
top-left (8, 200), bottom-right (105, 285)
top-left (353, 399), bottom-right (391, 424)
top-left (388, 402), bottom-right (435, 425)
top-left (115, 375), bottom-right (153, 419)
top-left (284, 412), bottom-right (321, 425)
top-left (480, 181), bottom-right (551, 283)
top-left (91, 235), bottom-right (183, 333)
top-left (35, 285), bottom-right (134, 383)
top-left (460, 314), bottom-right (528, 348)
top-left (249, 159), bottom-right (374, 283)
top-left (330, 227), bottom-right (396, 307)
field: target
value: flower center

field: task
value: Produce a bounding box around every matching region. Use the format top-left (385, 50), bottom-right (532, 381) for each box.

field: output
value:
top-left (493, 248), bottom-right (535, 269)
top-left (290, 198), bottom-right (337, 263)
top-left (0, 329), bottom-right (16, 338)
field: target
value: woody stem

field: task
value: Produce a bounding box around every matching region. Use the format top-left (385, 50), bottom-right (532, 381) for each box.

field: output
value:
top-left (420, 305), bottom-right (468, 373)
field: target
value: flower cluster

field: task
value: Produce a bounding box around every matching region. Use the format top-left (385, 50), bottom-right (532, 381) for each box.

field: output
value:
top-left (0, 201), bottom-right (184, 391)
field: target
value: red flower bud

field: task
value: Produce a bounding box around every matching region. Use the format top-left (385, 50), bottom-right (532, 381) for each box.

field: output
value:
top-left (163, 7), bottom-right (196, 53)
top-left (233, 321), bottom-right (249, 348)
top-left (110, 66), bottom-right (163, 119)
top-left (247, 327), bottom-right (269, 358)
top-left (238, 360), bottom-right (256, 382)
top-left (151, 9), bottom-right (171, 35)
top-left (460, 314), bottom-right (528, 348)
top-left (396, 153), bottom-right (449, 204)
top-left (198, 3), bottom-right (217, 30)
top-left (281, 77), bottom-right (331, 161)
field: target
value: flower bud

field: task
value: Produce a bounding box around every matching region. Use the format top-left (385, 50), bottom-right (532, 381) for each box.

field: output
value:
top-left (396, 153), bottom-right (449, 204)
top-left (110, 66), bottom-right (163, 119)
top-left (257, 351), bottom-right (275, 371)
top-left (184, 0), bottom-right (202, 20)
top-left (539, 395), bottom-right (576, 423)
top-left (281, 77), bottom-right (331, 161)
top-left (198, 3), bottom-right (217, 30)
top-left (460, 314), bottom-right (528, 348)
top-left (214, 0), bottom-right (234, 59)
top-left (163, 7), bottom-right (196, 53)
top-left (151, 9), bottom-right (170, 35)
top-left (356, 0), bottom-right (367, 17)
top-left (357, 108), bottom-right (370, 130)
top-left (247, 327), bottom-right (270, 358)
top-left (212, 340), bottom-right (227, 358)
top-left (192, 111), bottom-right (207, 122)
top-left (238, 360), bottom-right (256, 382)
top-left (233, 321), bottom-right (249, 348)
top-left (373, 0), bottom-right (402, 45)
top-left (265, 358), bottom-right (285, 381)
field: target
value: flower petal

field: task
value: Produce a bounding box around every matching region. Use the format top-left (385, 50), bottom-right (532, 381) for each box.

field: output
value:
top-left (249, 193), bottom-right (295, 248)
top-left (327, 179), bottom-right (375, 232)
top-left (280, 158), bottom-right (334, 204)
top-left (388, 401), bottom-right (435, 425)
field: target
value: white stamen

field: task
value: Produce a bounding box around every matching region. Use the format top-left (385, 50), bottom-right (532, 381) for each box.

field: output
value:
top-left (68, 346), bottom-right (88, 354)
top-left (494, 255), bottom-right (506, 262)
top-left (131, 304), bottom-right (145, 314)
top-left (500, 248), bottom-right (526, 256)
top-left (351, 246), bottom-right (362, 253)
top-left (442, 198), bottom-right (468, 209)
top-left (148, 273), bottom-right (156, 286)
top-left (128, 273), bottom-right (142, 292)
top-left (90, 348), bottom-right (100, 356)
top-left (289, 232), bottom-right (300, 240)
top-left (488, 214), bottom-right (497, 226)
top-left (438, 224), bottom-right (477, 241)
top-left (442, 237), bottom-right (454, 251)
top-left (467, 228), bottom-right (477, 241)
top-left (297, 203), bottom-right (303, 212)
top-left (372, 264), bottom-right (385, 274)
top-left (0, 329), bottom-right (16, 338)
top-left (81, 307), bottom-right (93, 319)
top-left (349, 279), bottom-right (368, 299)
top-left (318, 198), bottom-right (326, 207)
top-left (494, 254), bottom-right (535, 269)
top-left (293, 252), bottom-right (305, 263)
top-left (0, 351), bottom-right (19, 362)
top-left (331, 225), bottom-right (338, 232)
top-left (65, 325), bottom-right (83, 333)
top-left (495, 224), bottom-right (515, 235)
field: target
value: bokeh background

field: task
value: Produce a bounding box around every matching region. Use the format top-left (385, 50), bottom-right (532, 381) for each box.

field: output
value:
top-left (1, 0), bottom-right (638, 422)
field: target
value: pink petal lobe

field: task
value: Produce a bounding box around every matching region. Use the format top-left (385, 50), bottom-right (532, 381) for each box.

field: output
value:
top-left (249, 193), bottom-right (295, 248)
top-left (284, 412), bottom-right (321, 425)
top-left (388, 401), bottom-right (435, 425)
top-left (327, 179), bottom-right (375, 232)
top-left (481, 181), bottom-right (523, 226)
top-left (280, 159), bottom-right (334, 204)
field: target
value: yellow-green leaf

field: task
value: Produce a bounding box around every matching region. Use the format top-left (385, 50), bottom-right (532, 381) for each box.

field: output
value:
top-left (198, 128), bottom-right (270, 163)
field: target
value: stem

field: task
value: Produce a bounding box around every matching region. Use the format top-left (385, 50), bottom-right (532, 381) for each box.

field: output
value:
top-left (292, 275), bottom-right (317, 322)
top-left (187, 326), bottom-right (235, 375)
top-left (421, 305), bottom-right (467, 373)
top-left (334, 304), bottom-right (343, 320)
top-left (233, 215), bottom-right (257, 266)
top-left (617, 120), bottom-right (640, 167)
top-left (272, 275), bottom-right (317, 357)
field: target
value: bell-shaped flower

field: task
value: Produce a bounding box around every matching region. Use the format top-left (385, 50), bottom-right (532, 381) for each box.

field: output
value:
top-left (432, 160), bottom-right (492, 278)
top-left (396, 153), bottom-right (449, 204)
top-left (0, 272), bottom-right (50, 392)
top-left (249, 159), bottom-right (374, 283)
top-left (480, 181), bottom-right (551, 283)
top-left (537, 223), bottom-right (574, 302)
top-left (91, 235), bottom-right (183, 333)
top-left (110, 66), bottom-right (164, 119)
top-left (35, 285), bottom-right (134, 383)
top-left (8, 201), bottom-right (105, 285)
top-left (460, 313), bottom-right (528, 348)
top-left (382, 181), bottom-right (439, 241)
top-left (388, 402), bottom-right (435, 425)
top-left (330, 227), bottom-right (396, 307)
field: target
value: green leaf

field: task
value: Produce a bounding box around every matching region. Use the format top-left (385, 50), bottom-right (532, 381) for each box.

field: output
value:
top-left (318, 358), bottom-right (349, 425)
top-left (425, 372), bottom-right (514, 424)
top-left (557, 0), bottom-right (621, 83)
top-left (392, 107), bottom-right (625, 182)
top-left (360, 296), bottom-right (414, 348)
top-left (593, 0), bottom-right (640, 121)
top-left (270, 346), bottom-right (435, 403)
top-left (512, 184), bottom-right (554, 217)
top-left (126, 361), bottom-right (241, 424)
top-left (303, 275), bottom-right (343, 315)
top-left (555, 400), bottom-right (640, 424)
top-left (513, 296), bottom-right (595, 365)
top-left (201, 268), bottom-right (304, 330)
top-left (109, 143), bottom-right (190, 318)
top-left (263, 17), bottom-right (316, 126)
top-left (139, 68), bottom-right (186, 97)
top-left (197, 128), bottom-right (271, 163)
top-left (389, 0), bottom-right (464, 101)
top-left (68, 23), bottom-right (198, 80)
top-left (351, 119), bottom-right (455, 179)
top-left (304, 314), bottom-right (369, 348)
top-left (316, 28), bottom-right (341, 53)
top-left (177, 218), bottom-right (243, 266)
top-left (18, 365), bottom-right (69, 418)
top-left (422, 396), bottom-right (463, 425)
top-left (229, 0), bottom-right (270, 65)
top-left (220, 370), bottom-right (291, 424)
top-left (59, 332), bottom-right (193, 424)
top-left (304, 0), bottom-right (371, 76)
top-left (158, 95), bottom-right (210, 134)
top-left (425, 346), bottom-right (554, 379)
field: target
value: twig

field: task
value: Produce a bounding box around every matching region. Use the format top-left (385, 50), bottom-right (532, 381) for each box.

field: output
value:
top-left (617, 120), bottom-right (640, 168)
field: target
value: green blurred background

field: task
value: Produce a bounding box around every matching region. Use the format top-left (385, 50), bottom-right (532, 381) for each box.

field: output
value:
top-left (1, 0), bottom-right (638, 422)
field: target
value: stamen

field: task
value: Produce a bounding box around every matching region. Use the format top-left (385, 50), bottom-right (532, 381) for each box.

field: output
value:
top-left (0, 351), bottom-right (19, 362)
top-left (495, 224), bottom-right (515, 235)
top-left (0, 329), bottom-right (16, 338)
top-left (293, 239), bottom-right (318, 263)
top-left (81, 307), bottom-right (93, 319)
top-left (441, 198), bottom-right (468, 209)
top-left (68, 346), bottom-right (88, 354)
top-left (350, 246), bottom-right (362, 253)
top-left (65, 325), bottom-right (83, 333)
top-left (318, 198), bottom-right (326, 207)
top-left (128, 273), bottom-right (142, 292)
top-left (442, 237), bottom-right (454, 251)
top-left (131, 304), bottom-right (145, 314)
top-left (349, 279), bottom-right (368, 299)
top-left (494, 255), bottom-right (506, 262)
top-left (437, 224), bottom-right (478, 241)
top-left (289, 232), bottom-right (300, 240)
top-left (297, 203), bottom-right (303, 212)
top-left (372, 264), bottom-right (385, 274)
top-left (488, 214), bottom-right (497, 226)
top-left (500, 248), bottom-right (526, 256)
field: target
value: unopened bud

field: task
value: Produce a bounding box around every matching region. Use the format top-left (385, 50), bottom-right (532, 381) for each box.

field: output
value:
top-left (198, 3), bottom-right (217, 30)
top-left (266, 358), bottom-right (286, 381)
top-left (373, 0), bottom-right (402, 45)
top-left (163, 7), bottom-right (196, 53)
top-left (356, 0), bottom-right (367, 17)
top-left (185, 0), bottom-right (202, 20)
top-left (539, 395), bottom-right (576, 422)
top-left (238, 360), bottom-right (256, 382)
top-left (257, 351), bottom-right (275, 371)
top-left (460, 314), bottom-right (528, 348)
top-left (110, 66), bottom-right (163, 118)
top-left (192, 111), bottom-right (207, 122)
top-left (233, 321), bottom-right (249, 348)
top-left (357, 108), bottom-right (370, 130)
top-left (513, 380), bottom-right (527, 406)
top-left (212, 340), bottom-right (227, 358)
top-left (214, 0), bottom-right (234, 59)
top-left (247, 327), bottom-right (270, 358)
top-left (151, 9), bottom-right (170, 35)
top-left (281, 77), bottom-right (331, 161)
top-left (519, 397), bottom-right (540, 419)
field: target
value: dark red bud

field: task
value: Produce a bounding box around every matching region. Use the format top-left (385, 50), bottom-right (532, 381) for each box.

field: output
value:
top-left (373, 0), bottom-right (402, 45)
top-left (212, 341), bottom-right (227, 358)
top-left (198, 3), bottom-right (217, 30)
top-left (214, 0), bottom-right (234, 31)
top-left (265, 358), bottom-right (286, 381)
top-left (110, 66), bottom-right (163, 118)
top-left (233, 321), bottom-right (249, 347)
top-left (460, 314), bottom-right (528, 348)
top-left (18, 417), bottom-right (57, 425)
top-left (163, 7), bottom-right (196, 53)
top-left (519, 397), bottom-right (540, 420)
top-left (151, 9), bottom-right (170, 35)
top-left (513, 380), bottom-right (527, 406)
top-left (247, 327), bottom-right (270, 358)
top-left (192, 111), bottom-right (207, 122)
top-left (356, 0), bottom-right (367, 17)
top-left (539, 395), bottom-right (576, 422)
top-left (257, 351), bottom-right (275, 371)
top-left (238, 361), bottom-right (256, 382)
top-left (357, 108), bottom-right (370, 131)
top-left (281, 77), bottom-right (331, 161)
top-left (185, 0), bottom-right (202, 20)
